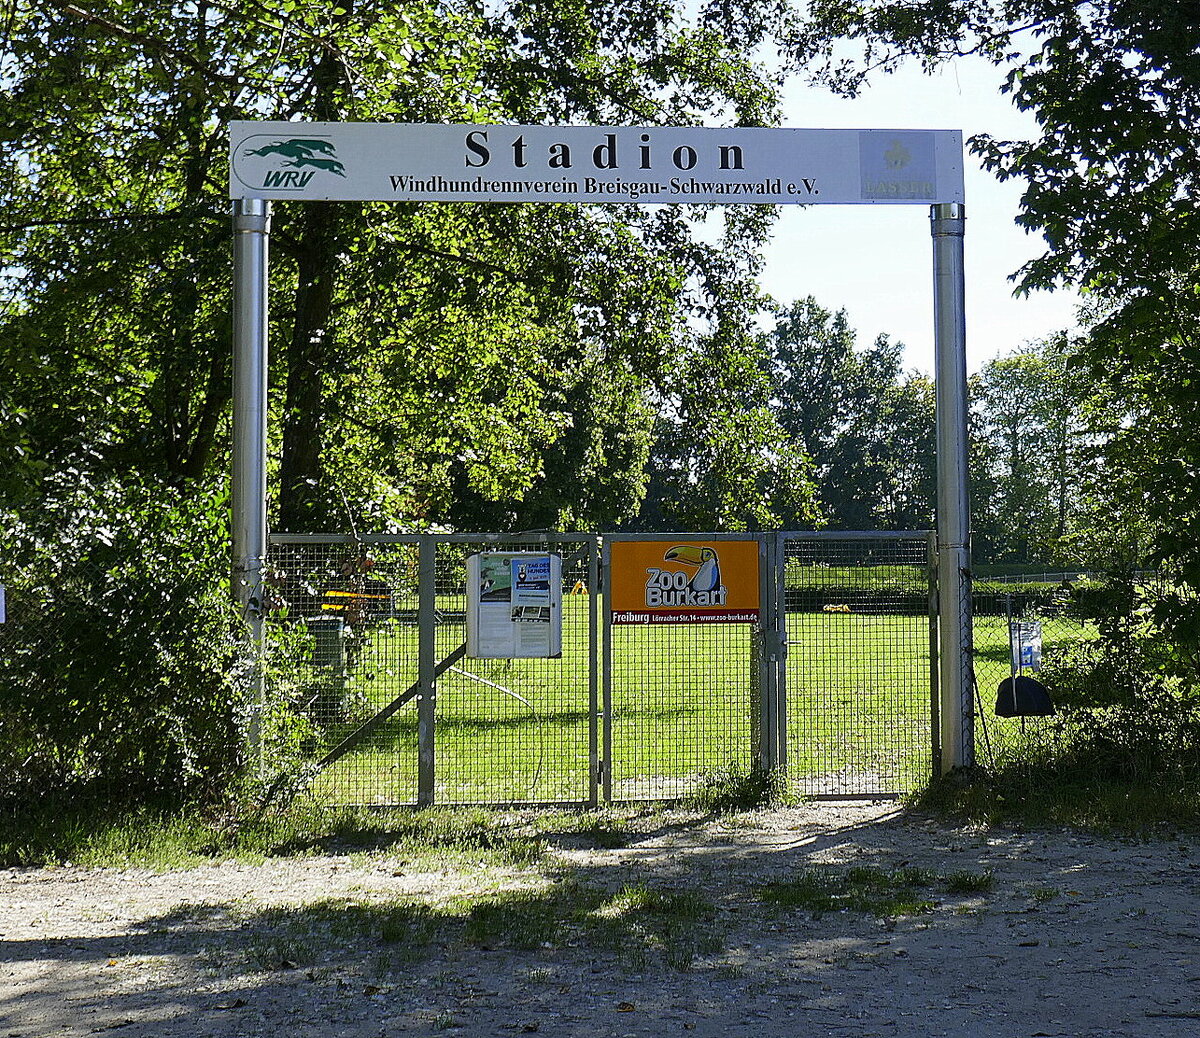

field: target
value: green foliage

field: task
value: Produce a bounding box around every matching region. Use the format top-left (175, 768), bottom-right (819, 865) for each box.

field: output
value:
top-left (970, 335), bottom-right (1100, 565)
top-left (760, 297), bottom-right (937, 530)
top-left (2, 0), bottom-right (798, 536)
top-left (0, 474), bottom-right (249, 805)
top-left (640, 319), bottom-right (820, 530)
top-left (927, 573), bottom-right (1200, 833)
top-left (1030, 575), bottom-right (1200, 784)
top-left (790, 0), bottom-right (1200, 614)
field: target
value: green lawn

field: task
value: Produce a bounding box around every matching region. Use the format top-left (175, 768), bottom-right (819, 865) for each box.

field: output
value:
top-left (281, 596), bottom-right (1092, 806)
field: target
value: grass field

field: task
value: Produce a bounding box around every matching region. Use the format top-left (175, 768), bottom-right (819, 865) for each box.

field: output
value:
top-left (280, 594), bottom-right (1093, 807)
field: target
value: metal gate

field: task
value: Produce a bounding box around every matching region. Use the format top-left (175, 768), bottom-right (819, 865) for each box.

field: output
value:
top-left (600, 534), bottom-right (777, 802)
top-left (266, 531), bottom-right (936, 806)
top-left (779, 532), bottom-right (938, 797)
top-left (267, 533), bottom-right (598, 807)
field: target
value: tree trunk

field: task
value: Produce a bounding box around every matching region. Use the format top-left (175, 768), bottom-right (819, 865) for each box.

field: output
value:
top-left (278, 203), bottom-right (340, 531)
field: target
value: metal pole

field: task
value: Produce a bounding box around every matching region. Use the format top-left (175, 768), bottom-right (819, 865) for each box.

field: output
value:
top-left (931, 202), bottom-right (974, 772)
top-left (588, 536), bottom-right (600, 808)
top-left (755, 536), bottom-right (773, 770)
top-left (601, 538), bottom-right (613, 803)
top-left (775, 532), bottom-right (789, 774)
top-left (232, 198), bottom-right (271, 770)
top-left (417, 535), bottom-right (437, 806)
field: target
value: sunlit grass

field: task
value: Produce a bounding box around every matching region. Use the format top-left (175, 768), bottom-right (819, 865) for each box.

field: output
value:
top-left (296, 600), bottom-right (1094, 805)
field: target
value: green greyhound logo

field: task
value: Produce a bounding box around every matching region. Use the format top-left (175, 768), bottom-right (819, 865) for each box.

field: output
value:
top-left (240, 138), bottom-right (346, 188)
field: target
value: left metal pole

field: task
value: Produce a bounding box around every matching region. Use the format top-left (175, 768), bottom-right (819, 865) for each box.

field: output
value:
top-left (232, 198), bottom-right (271, 773)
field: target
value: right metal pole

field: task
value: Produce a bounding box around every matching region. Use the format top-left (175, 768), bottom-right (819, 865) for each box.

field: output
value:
top-left (931, 202), bottom-right (974, 772)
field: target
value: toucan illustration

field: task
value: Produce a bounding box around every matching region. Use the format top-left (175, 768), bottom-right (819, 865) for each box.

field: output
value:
top-left (663, 544), bottom-right (721, 592)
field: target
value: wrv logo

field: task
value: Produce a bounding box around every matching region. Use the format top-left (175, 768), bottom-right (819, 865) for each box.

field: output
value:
top-left (237, 137), bottom-right (346, 189)
top-left (643, 545), bottom-right (727, 607)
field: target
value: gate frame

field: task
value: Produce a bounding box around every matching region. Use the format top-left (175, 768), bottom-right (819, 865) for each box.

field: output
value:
top-left (232, 128), bottom-right (972, 775)
top-left (775, 530), bottom-right (941, 791)
top-left (269, 531), bottom-right (600, 807)
top-left (599, 532), bottom-right (776, 802)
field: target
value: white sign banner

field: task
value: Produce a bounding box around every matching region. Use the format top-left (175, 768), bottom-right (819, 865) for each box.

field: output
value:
top-left (229, 122), bottom-right (963, 205)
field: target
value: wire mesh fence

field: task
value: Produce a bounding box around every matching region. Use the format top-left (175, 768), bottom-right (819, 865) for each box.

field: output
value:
top-left (265, 534), bottom-right (597, 807)
top-left (969, 573), bottom-right (1095, 772)
top-left (601, 534), bottom-right (768, 802)
top-left (265, 537), bottom-right (423, 806)
top-left (781, 533), bottom-right (937, 797)
top-left (265, 531), bottom-right (941, 805)
top-left (6, 528), bottom-right (1171, 809)
top-left (604, 619), bottom-right (758, 801)
top-left (432, 536), bottom-right (596, 805)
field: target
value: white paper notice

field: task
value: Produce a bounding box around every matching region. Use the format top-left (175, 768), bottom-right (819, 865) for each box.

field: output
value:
top-left (466, 553), bottom-right (563, 658)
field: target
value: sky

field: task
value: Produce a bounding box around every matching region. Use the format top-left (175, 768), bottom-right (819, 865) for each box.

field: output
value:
top-left (759, 57), bottom-right (1082, 374)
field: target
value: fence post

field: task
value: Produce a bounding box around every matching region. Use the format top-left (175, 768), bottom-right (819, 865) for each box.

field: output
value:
top-left (601, 537), bottom-right (613, 803)
top-left (417, 535), bottom-right (437, 806)
top-left (774, 532), bottom-right (789, 774)
top-left (755, 534), bottom-right (775, 771)
top-left (927, 530), bottom-right (941, 777)
top-left (588, 535), bottom-right (601, 808)
top-left (931, 202), bottom-right (975, 772)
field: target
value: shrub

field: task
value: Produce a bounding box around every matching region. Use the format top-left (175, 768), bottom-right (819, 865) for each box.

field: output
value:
top-left (988, 573), bottom-right (1200, 794)
top-left (0, 473), bottom-right (251, 806)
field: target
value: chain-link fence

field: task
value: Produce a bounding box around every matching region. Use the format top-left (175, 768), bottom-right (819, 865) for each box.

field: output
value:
top-left (265, 534), bottom-right (597, 807)
top-left (969, 573), bottom-right (1095, 771)
top-left (781, 533), bottom-right (937, 797)
top-left (265, 532), bottom-right (942, 806)
top-left (432, 536), bottom-right (596, 805)
top-left (4, 530), bottom-right (1168, 809)
top-left (265, 537), bottom-right (423, 806)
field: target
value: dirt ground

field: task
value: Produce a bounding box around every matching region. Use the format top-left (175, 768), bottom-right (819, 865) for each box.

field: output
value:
top-left (3, 801), bottom-right (1200, 1037)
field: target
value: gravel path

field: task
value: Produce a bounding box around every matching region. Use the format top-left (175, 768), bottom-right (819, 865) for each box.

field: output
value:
top-left (3, 802), bottom-right (1199, 1037)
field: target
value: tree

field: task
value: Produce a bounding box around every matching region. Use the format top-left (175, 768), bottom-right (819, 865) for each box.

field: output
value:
top-left (789, 0), bottom-right (1200, 728)
top-left (970, 334), bottom-right (1095, 563)
top-left (1, 0), bottom-right (793, 533)
top-left (0, 1), bottom-right (803, 804)
top-left (639, 313), bottom-right (820, 531)
top-left (759, 296), bottom-right (936, 530)
top-left (787, 0), bottom-right (1200, 579)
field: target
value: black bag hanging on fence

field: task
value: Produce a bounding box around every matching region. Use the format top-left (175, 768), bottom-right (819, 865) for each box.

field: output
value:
top-left (995, 675), bottom-right (1055, 717)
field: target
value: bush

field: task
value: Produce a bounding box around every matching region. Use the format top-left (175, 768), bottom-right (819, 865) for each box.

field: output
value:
top-left (0, 473), bottom-right (252, 806)
top-left (1031, 574), bottom-right (1200, 785)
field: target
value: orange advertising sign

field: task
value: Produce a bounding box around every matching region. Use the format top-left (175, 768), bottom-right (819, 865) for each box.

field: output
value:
top-left (609, 540), bottom-right (760, 624)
